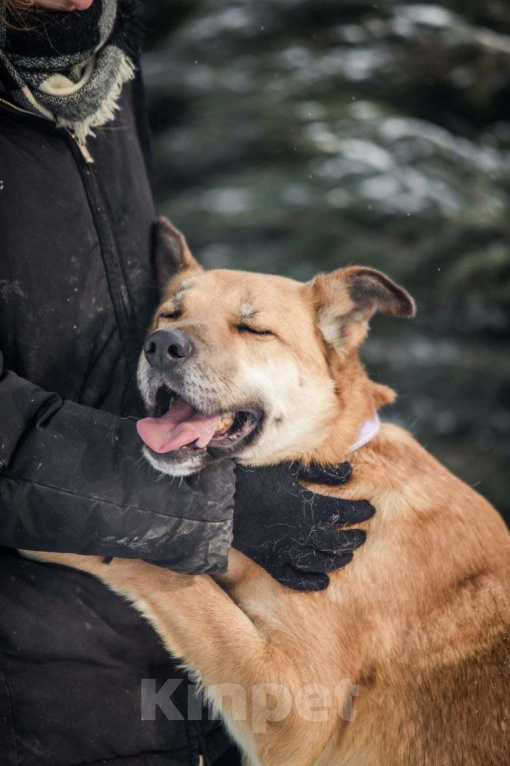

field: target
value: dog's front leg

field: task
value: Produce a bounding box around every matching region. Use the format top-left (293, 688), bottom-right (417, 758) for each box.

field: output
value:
top-left (25, 551), bottom-right (274, 681)
top-left (23, 551), bottom-right (297, 765)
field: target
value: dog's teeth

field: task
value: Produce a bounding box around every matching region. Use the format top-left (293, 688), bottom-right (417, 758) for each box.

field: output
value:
top-left (215, 412), bottom-right (235, 435)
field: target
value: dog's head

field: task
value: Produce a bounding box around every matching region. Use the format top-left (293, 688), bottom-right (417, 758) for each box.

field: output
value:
top-left (137, 218), bottom-right (415, 476)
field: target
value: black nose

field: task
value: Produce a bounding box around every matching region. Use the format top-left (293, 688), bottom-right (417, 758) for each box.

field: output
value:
top-left (144, 329), bottom-right (194, 369)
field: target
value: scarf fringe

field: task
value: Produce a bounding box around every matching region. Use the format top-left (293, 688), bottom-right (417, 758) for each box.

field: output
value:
top-left (55, 52), bottom-right (136, 144)
top-left (0, 0), bottom-right (141, 142)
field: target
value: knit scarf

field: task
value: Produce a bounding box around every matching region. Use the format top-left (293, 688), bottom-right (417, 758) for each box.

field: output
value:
top-left (0, 0), bottom-right (140, 142)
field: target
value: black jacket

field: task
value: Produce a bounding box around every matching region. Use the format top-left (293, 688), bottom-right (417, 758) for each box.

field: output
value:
top-left (0, 76), bottom-right (235, 765)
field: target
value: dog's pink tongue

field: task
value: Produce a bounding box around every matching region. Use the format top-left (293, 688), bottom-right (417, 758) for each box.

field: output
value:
top-left (136, 397), bottom-right (222, 453)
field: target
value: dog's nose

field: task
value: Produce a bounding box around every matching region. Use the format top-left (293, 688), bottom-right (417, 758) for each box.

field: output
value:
top-left (144, 329), bottom-right (194, 369)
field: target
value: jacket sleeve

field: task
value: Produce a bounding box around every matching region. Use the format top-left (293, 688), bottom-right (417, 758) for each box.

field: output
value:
top-left (0, 352), bottom-right (234, 574)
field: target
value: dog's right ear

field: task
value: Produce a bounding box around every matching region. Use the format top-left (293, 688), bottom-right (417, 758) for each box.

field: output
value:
top-left (152, 217), bottom-right (202, 293)
top-left (305, 265), bottom-right (415, 354)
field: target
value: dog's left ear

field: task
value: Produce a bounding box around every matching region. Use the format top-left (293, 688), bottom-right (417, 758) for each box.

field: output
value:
top-left (152, 216), bottom-right (203, 293)
top-left (305, 266), bottom-right (416, 350)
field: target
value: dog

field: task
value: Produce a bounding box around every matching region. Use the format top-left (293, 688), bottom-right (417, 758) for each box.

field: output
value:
top-left (28, 218), bottom-right (510, 765)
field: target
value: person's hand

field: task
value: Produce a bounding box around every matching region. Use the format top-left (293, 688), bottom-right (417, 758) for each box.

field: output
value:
top-left (233, 462), bottom-right (374, 591)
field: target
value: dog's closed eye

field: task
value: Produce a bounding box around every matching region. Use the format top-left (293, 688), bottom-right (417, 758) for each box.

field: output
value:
top-left (160, 310), bottom-right (181, 320)
top-left (237, 324), bottom-right (274, 337)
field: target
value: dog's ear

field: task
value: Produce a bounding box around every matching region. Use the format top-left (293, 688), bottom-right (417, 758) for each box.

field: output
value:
top-left (306, 266), bottom-right (415, 351)
top-left (152, 217), bottom-right (202, 292)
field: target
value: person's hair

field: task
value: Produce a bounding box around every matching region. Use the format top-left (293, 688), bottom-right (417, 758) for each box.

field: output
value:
top-left (1, 0), bottom-right (37, 29)
top-left (2, 0), bottom-right (35, 10)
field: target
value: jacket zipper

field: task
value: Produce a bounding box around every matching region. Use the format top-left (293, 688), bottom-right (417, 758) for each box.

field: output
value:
top-left (193, 721), bottom-right (212, 766)
top-left (67, 129), bottom-right (95, 164)
top-left (64, 133), bottom-right (140, 379)
top-left (0, 95), bottom-right (95, 164)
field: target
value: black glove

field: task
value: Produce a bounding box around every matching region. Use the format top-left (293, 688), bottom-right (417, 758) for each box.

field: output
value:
top-left (233, 462), bottom-right (374, 591)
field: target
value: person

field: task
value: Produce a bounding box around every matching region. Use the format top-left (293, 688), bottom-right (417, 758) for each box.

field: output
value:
top-left (0, 1), bottom-right (375, 764)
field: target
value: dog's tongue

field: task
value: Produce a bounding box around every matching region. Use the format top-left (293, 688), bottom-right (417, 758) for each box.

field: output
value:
top-left (136, 397), bottom-right (222, 453)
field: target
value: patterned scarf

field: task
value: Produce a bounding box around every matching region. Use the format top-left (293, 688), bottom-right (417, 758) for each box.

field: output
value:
top-left (0, 0), bottom-right (141, 141)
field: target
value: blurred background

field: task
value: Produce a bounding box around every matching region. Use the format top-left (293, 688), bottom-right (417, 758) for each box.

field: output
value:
top-left (141, 0), bottom-right (510, 524)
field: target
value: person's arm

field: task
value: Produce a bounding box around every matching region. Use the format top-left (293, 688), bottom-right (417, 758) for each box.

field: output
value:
top-left (0, 352), bottom-right (235, 574)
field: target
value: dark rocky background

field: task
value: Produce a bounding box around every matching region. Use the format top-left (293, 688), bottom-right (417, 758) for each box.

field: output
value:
top-left (141, 0), bottom-right (510, 523)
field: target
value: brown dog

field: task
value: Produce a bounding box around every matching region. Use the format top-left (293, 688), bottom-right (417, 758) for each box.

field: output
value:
top-left (28, 219), bottom-right (510, 765)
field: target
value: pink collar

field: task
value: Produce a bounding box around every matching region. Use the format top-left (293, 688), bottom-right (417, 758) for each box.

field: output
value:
top-left (348, 412), bottom-right (381, 453)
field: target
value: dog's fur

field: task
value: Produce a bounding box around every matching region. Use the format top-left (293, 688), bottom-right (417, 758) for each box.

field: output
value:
top-left (28, 222), bottom-right (510, 765)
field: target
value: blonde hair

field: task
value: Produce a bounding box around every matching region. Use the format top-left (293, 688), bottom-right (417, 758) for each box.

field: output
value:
top-left (2, 0), bottom-right (35, 10)
top-left (1, 0), bottom-right (37, 30)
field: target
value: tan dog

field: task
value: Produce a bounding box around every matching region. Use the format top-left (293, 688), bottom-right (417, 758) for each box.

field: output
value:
top-left (28, 220), bottom-right (510, 765)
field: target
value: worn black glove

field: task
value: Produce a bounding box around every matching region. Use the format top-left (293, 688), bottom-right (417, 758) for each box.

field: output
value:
top-left (233, 462), bottom-right (374, 591)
